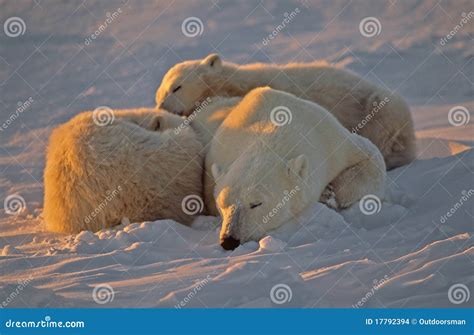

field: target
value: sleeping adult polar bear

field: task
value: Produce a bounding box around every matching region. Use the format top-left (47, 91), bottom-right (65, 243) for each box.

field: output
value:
top-left (44, 108), bottom-right (204, 234)
top-left (156, 54), bottom-right (415, 170)
top-left (204, 87), bottom-right (386, 250)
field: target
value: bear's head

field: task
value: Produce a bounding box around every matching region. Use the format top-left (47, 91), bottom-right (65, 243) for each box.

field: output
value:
top-left (156, 54), bottom-right (223, 116)
top-left (212, 153), bottom-right (309, 250)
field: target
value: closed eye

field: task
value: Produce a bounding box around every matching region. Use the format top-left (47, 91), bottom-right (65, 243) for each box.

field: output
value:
top-left (172, 85), bottom-right (182, 93)
top-left (250, 202), bottom-right (262, 209)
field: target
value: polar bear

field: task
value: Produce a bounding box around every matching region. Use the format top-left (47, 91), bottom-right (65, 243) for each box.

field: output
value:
top-left (175, 96), bottom-right (242, 151)
top-left (205, 87), bottom-right (386, 250)
top-left (44, 108), bottom-right (204, 234)
top-left (177, 95), bottom-right (352, 213)
top-left (155, 53), bottom-right (415, 170)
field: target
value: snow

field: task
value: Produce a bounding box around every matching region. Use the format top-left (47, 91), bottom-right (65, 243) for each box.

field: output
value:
top-left (0, 0), bottom-right (472, 308)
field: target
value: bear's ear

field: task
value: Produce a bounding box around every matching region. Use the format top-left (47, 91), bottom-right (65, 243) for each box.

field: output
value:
top-left (287, 155), bottom-right (309, 180)
top-left (202, 53), bottom-right (222, 69)
top-left (211, 163), bottom-right (222, 180)
top-left (150, 115), bottom-right (162, 131)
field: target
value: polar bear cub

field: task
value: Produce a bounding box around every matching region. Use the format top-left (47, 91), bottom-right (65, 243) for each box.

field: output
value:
top-left (156, 53), bottom-right (415, 170)
top-left (44, 108), bottom-right (204, 234)
top-left (206, 87), bottom-right (386, 250)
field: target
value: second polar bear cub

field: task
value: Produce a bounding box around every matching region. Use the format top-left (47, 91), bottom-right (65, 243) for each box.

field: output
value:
top-left (207, 87), bottom-right (386, 250)
top-left (44, 108), bottom-right (204, 234)
top-left (156, 53), bottom-right (416, 170)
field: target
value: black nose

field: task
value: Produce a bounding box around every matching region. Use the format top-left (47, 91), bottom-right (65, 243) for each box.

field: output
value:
top-left (220, 236), bottom-right (240, 250)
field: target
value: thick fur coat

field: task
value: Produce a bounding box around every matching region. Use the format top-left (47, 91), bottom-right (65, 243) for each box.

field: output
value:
top-left (156, 54), bottom-right (416, 170)
top-left (43, 108), bottom-right (204, 233)
top-left (205, 87), bottom-right (386, 248)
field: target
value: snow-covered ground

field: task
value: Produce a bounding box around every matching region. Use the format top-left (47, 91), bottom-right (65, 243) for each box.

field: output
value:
top-left (0, 0), bottom-right (472, 308)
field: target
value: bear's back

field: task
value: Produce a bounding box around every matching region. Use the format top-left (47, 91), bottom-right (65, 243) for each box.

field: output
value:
top-left (44, 109), bottom-right (205, 233)
top-left (219, 87), bottom-right (351, 154)
top-left (207, 87), bottom-right (364, 203)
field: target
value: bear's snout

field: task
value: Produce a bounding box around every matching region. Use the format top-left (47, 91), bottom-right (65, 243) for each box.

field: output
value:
top-left (220, 236), bottom-right (240, 250)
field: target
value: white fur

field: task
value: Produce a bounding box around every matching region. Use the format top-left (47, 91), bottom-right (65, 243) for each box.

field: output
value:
top-left (184, 96), bottom-right (241, 151)
top-left (43, 108), bottom-right (204, 234)
top-left (206, 87), bottom-right (386, 246)
top-left (156, 53), bottom-right (416, 170)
